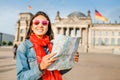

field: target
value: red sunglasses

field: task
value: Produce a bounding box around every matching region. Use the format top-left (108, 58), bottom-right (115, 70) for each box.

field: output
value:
top-left (32, 20), bottom-right (49, 26)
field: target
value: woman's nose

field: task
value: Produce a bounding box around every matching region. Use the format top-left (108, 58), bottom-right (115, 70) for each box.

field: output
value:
top-left (37, 23), bottom-right (43, 27)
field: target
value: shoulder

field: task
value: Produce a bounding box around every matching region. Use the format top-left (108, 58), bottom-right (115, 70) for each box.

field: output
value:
top-left (18, 39), bottom-right (33, 48)
top-left (17, 41), bottom-right (27, 53)
top-left (17, 39), bottom-right (33, 53)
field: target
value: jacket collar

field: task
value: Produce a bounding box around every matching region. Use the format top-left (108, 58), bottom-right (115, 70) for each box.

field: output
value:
top-left (25, 39), bottom-right (33, 49)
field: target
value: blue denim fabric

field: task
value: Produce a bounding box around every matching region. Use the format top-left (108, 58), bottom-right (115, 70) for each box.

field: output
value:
top-left (16, 40), bottom-right (43, 80)
top-left (16, 39), bottom-right (71, 80)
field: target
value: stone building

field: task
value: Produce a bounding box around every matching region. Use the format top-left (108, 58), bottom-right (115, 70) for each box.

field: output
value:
top-left (14, 13), bottom-right (33, 45)
top-left (52, 11), bottom-right (92, 53)
top-left (89, 24), bottom-right (120, 54)
top-left (14, 11), bottom-right (120, 53)
top-left (0, 32), bottom-right (14, 46)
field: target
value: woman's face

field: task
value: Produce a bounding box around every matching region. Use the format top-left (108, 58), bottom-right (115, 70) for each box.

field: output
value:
top-left (32, 15), bottom-right (49, 38)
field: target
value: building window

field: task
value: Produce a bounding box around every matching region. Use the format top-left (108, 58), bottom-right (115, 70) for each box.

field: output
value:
top-left (20, 36), bottom-right (23, 41)
top-left (98, 38), bottom-right (102, 45)
top-left (57, 27), bottom-right (61, 34)
top-left (117, 38), bottom-right (120, 46)
top-left (92, 38), bottom-right (95, 45)
top-left (112, 31), bottom-right (114, 36)
top-left (99, 32), bottom-right (102, 36)
top-left (94, 31), bottom-right (96, 36)
top-left (20, 29), bottom-right (24, 34)
top-left (105, 32), bottom-right (108, 36)
top-left (111, 38), bottom-right (115, 45)
top-left (91, 31), bottom-right (94, 36)
top-left (104, 38), bottom-right (108, 45)
top-left (118, 32), bottom-right (120, 36)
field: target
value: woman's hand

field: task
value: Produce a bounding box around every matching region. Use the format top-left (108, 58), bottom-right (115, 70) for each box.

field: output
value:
top-left (74, 52), bottom-right (79, 62)
top-left (39, 53), bottom-right (57, 70)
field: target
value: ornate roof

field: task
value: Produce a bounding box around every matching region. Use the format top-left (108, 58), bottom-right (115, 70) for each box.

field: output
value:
top-left (67, 11), bottom-right (86, 18)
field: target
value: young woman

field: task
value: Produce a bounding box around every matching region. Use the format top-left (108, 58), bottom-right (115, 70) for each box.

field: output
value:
top-left (16, 11), bottom-right (79, 80)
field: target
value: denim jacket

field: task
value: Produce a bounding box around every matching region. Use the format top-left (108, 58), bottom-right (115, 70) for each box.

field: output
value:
top-left (16, 39), bottom-right (71, 80)
top-left (16, 40), bottom-right (43, 80)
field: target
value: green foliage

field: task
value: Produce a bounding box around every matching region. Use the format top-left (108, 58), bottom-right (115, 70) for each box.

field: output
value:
top-left (2, 41), bottom-right (6, 45)
top-left (8, 41), bottom-right (13, 46)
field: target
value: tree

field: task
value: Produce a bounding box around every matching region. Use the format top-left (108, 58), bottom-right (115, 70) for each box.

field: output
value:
top-left (2, 41), bottom-right (6, 45)
top-left (8, 41), bottom-right (13, 46)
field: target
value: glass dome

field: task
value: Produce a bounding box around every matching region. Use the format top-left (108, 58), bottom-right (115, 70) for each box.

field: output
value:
top-left (68, 11), bottom-right (86, 18)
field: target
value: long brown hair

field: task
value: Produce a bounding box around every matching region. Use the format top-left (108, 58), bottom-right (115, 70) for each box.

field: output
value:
top-left (25, 11), bottom-right (54, 40)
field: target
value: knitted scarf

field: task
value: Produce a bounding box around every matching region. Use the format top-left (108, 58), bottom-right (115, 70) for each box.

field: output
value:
top-left (30, 33), bottom-right (62, 80)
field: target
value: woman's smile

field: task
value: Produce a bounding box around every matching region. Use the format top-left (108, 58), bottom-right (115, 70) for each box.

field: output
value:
top-left (37, 28), bottom-right (44, 32)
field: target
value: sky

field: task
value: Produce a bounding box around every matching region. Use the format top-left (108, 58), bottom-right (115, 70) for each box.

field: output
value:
top-left (0, 0), bottom-right (120, 35)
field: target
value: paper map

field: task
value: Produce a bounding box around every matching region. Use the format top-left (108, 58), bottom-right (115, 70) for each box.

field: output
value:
top-left (48, 34), bottom-right (80, 71)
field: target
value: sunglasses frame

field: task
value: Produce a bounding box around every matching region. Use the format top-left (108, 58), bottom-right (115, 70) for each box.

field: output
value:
top-left (32, 19), bottom-right (49, 26)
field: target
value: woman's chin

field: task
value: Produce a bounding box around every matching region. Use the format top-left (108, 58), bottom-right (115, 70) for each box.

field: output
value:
top-left (35, 33), bottom-right (45, 36)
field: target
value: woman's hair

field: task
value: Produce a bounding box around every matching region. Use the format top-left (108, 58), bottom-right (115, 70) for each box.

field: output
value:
top-left (25, 11), bottom-right (54, 40)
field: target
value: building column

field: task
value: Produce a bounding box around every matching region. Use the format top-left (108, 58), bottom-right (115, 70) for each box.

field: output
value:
top-left (66, 27), bottom-right (69, 36)
top-left (61, 27), bottom-right (64, 35)
top-left (72, 27), bottom-right (75, 37)
top-left (79, 28), bottom-right (82, 37)
top-left (54, 27), bottom-right (58, 34)
top-left (79, 28), bottom-right (82, 45)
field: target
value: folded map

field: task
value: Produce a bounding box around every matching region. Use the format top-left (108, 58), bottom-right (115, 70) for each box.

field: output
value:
top-left (48, 34), bottom-right (80, 71)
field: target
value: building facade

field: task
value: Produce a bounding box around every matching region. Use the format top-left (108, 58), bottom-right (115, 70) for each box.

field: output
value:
top-left (89, 24), bottom-right (120, 53)
top-left (0, 32), bottom-right (14, 46)
top-left (14, 13), bottom-right (33, 45)
top-left (14, 11), bottom-right (120, 53)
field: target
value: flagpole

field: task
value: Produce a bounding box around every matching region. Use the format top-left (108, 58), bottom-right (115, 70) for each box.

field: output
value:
top-left (94, 15), bottom-right (96, 24)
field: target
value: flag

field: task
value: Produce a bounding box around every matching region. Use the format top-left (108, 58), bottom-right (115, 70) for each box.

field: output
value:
top-left (95, 10), bottom-right (108, 22)
top-left (27, 5), bottom-right (32, 10)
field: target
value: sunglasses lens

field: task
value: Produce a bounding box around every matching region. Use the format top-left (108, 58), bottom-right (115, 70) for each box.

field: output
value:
top-left (33, 20), bottom-right (48, 26)
top-left (42, 21), bottom-right (48, 25)
top-left (33, 20), bottom-right (40, 25)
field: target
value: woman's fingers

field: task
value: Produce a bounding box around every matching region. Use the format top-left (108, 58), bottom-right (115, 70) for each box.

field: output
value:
top-left (45, 53), bottom-right (56, 59)
top-left (74, 52), bottom-right (79, 62)
top-left (48, 57), bottom-right (57, 63)
top-left (50, 57), bottom-right (58, 62)
top-left (40, 53), bottom-right (57, 70)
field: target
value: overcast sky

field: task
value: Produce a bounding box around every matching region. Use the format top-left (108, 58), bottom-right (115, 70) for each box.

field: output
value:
top-left (0, 0), bottom-right (120, 35)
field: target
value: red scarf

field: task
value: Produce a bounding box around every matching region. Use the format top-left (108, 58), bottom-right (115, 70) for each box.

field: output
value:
top-left (30, 33), bottom-right (62, 80)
